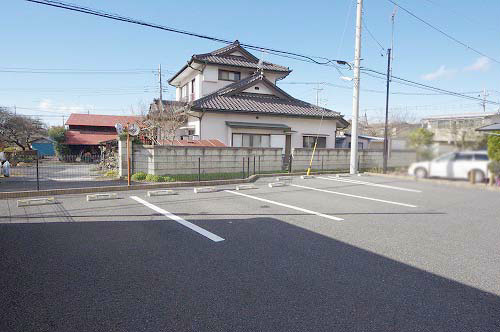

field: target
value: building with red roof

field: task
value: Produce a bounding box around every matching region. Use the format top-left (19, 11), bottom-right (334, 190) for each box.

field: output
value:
top-left (64, 113), bottom-right (142, 155)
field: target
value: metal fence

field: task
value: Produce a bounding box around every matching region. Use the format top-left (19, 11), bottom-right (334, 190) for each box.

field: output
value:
top-left (2, 154), bottom-right (120, 192)
top-left (131, 154), bottom-right (288, 182)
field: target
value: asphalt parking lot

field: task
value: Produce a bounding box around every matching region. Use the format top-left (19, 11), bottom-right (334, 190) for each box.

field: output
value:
top-left (1, 174), bottom-right (499, 332)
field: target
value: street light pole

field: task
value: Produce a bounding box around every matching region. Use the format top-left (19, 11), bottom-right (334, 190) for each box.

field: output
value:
top-left (350, 0), bottom-right (363, 174)
top-left (383, 48), bottom-right (392, 174)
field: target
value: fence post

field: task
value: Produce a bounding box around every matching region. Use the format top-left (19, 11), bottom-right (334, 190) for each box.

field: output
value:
top-left (36, 156), bottom-right (40, 191)
top-left (288, 155), bottom-right (292, 173)
top-left (253, 155), bottom-right (256, 175)
top-left (247, 157), bottom-right (250, 178)
top-left (242, 157), bottom-right (245, 179)
top-left (198, 157), bottom-right (201, 182)
top-left (258, 155), bottom-right (261, 173)
top-left (321, 158), bottom-right (324, 173)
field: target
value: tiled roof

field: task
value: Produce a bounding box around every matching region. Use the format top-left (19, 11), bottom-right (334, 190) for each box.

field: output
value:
top-left (193, 54), bottom-right (290, 72)
top-left (168, 40), bottom-right (290, 83)
top-left (66, 114), bottom-right (142, 127)
top-left (65, 130), bottom-right (117, 145)
top-left (476, 123), bottom-right (500, 131)
top-left (192, 73), bottom-right (348, 123)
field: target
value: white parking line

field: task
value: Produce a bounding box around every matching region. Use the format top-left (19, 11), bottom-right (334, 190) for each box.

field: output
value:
top-left (224, 190), bottom-right (344, 221)
top-left (290, 184), bottom-right (417, 208)
top-left (318, 176), bottom-right (422, 193)
top-left (130, 196), bottom-right (225, 242)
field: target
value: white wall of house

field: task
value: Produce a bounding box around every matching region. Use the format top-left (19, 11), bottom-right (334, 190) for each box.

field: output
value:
top-left (175, 64), bottom-right (285, 100)
top-left (199, 112), bottom-right (338, 151)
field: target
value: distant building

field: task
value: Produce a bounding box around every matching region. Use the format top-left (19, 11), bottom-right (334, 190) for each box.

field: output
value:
top-left (335, 133), bottom-right (385, 150)
top-left (64, 114), bottom-right (141, 156)
top-left (421, 112), bottom-right (500, 152)
top-left (31, 137), bottom-right (55, 157)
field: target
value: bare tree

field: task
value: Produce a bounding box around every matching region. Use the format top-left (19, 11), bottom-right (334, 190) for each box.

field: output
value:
top-left (138, 100), bottom-right (189, 145)
top-left (0, 107), bottom-right (47, 150)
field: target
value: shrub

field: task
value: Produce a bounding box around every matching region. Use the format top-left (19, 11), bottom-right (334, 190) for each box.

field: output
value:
top-left (159, 175), bottom-right (174, 182)
top-left (131, 172), bottom-right (147, 181)
top-left (105, 169), bottom-right (118, 177)
top-left (488, 160), bottom-right (500, 176)
top-left (145, 174), bottom-right (163, 182)
top-left (487, 132), bottom-right (500, 161)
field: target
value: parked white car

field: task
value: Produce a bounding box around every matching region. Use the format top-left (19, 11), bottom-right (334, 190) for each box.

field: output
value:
top-left (408, 151), bottom-right (490, 182)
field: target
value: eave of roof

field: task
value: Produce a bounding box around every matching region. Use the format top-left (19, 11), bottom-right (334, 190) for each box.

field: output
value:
top-left (475, 122), bottom-right (500, 131)
top-left (191, 73), bottom-right (348, 125)
top-left (168, 40), bottom-right (290, 84)
top-left (225, 121), bottom-right (291, 130)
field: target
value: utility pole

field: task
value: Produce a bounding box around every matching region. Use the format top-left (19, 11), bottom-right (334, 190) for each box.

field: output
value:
top-left (313, 84), bottom-right (323, 107)
top-left (383, 48), bottom-right (392, 174)
top-left (481, 88), bottom-right (489, 112)
top-left (349, 0), bottom-right (363, 174)
top-left (159, 64), bottom-right (164, 114)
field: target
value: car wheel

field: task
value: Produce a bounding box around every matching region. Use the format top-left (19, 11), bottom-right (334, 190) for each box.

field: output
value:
top-left (415, 167), bottom-right (428, 179)
top-left (471, 170), bottom-right (485, 183)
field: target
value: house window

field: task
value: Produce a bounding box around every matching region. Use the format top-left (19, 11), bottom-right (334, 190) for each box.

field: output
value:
top-left (218, 70), bottom-right (241, 81)
top-left (303, 136), bottom-right (326, 148)
top-left (437, 120), bottom-right (450, 128)
top-left (191, 79), bottom-right (195, 100)
top-left (232, 134), bottom-right (271, 147)
top-left (348, 142), bottom-right (364, 150)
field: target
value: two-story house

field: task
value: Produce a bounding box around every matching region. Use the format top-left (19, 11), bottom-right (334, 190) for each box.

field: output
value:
top-left (421, 112), bottom-right (500, 152)
top-left (157, 40), bottom-right (348, 157)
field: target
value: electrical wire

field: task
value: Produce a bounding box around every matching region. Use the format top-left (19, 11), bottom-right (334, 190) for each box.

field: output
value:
top-left (361, 68), bottom-right (500, 105)
top-left (25, 0), bottom-right (352, 69)
top-left (387, 0), bottom-right (500, 65)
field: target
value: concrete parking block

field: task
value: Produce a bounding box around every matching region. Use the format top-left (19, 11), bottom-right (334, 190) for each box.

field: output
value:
top-left (86, 193), bottom-right (118, 201)
top-left (17, 197), bottom-right (55, 207)
top-left (194, 187), bottom-right (216, 193)
top-left (235, 184), bottom-right (256, 190)
top-left (147, 190), bottom-right (177, 197)
top-left (275, 176), bottom-right (293, 182)
top-left (300, 175), bottom-right (315, 179)
top-left (268, 182), bottom-right (288, 188)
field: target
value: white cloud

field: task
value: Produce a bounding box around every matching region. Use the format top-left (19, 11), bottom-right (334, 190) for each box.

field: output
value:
top-left (421, 65), bottom-right (457, 81)
top-left (464, 56), bottom-right (491, 72)
top-left (38, 99), bottom-right (91, 114)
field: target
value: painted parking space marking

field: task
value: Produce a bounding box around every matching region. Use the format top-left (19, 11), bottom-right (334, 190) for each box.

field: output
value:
top-left (130, 196), bottom-right (225, 242)
top-left (224, 190), bottom-right (344, 221)
top-left (317, 176), bottom-right (422, 193)
top-left (290, 184), bottom-right (417, 208)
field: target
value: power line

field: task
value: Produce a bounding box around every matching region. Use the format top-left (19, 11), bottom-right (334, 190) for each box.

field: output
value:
top-left (26, 0), bottom-right (500, 108)
top-left (361, 16), bottom-right (385, 53)
top-left (25, 0), bottom-right (351, 69)
top-left (361, 68), bottom-right (500, 105)
top-left (386, 0), bottom-right (500, 65)
top-left (278, 81), bottom-right (482, 96)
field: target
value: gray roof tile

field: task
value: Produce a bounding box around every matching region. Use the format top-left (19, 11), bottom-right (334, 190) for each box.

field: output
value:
top-left (192, 73), bottom-right (347, 122)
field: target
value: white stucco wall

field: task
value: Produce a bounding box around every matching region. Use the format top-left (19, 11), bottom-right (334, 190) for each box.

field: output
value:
top-left (174, 64), bottom-right (285, 99)
top-left (199, 112), bottom-right (338, 151)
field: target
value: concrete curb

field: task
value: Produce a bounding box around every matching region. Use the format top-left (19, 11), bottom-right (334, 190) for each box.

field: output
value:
top-left (364, 172), bottom-right (500, 192)
top-left (0, 170), bottom-right (348, 200)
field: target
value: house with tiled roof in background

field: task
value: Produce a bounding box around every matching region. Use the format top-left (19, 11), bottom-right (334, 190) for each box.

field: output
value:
top-left (153, 40), bottom-right (349, 160)
top-left (64, 113), bottom-right (142, 157)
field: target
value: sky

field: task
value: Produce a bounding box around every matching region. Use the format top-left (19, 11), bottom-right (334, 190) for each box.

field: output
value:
top-left (2, 0), bottom-right (500, 126)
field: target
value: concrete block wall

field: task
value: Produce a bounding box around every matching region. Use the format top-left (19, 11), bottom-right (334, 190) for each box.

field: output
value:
top-left (131, 145), bottom-right (283, 175)
top-left (291, 148), bottom-right (416, 171)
